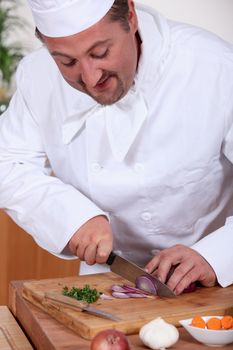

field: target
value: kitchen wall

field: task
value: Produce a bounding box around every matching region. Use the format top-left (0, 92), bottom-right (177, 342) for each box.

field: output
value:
top-left (140, 0), bottom-right (233, 44)
top-left (17, 0), bottom-right (233, 54)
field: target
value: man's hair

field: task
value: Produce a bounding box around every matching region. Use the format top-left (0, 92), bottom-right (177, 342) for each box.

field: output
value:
top-left (108, 0), bottom-right (130, 32)
top-left (35, 0), bottom-right (130, 39)
top-left (35, 27), bottom-right (42, 41)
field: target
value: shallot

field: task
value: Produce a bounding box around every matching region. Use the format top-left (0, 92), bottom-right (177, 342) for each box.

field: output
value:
top-left (100, 293), bottom-right (114, 300)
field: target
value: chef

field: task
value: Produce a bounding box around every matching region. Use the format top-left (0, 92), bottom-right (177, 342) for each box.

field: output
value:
top-left (0, 0), bottom-right (233, 295)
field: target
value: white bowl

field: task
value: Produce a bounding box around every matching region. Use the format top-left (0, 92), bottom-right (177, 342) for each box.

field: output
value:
top-left (179, 316), bottom-right (233, 347)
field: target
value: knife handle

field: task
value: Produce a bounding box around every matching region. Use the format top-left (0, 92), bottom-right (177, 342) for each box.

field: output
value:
top-left (106, 251), bottom-right (116, 265)
top-left (44, 292), bottom-right (88, 309)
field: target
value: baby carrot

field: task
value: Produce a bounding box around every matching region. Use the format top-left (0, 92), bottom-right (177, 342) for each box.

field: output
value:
top-left (206, 317), bottom-right (222, 330)
top-left (191, 316), bottom-right (206, 328)
top-left (221, 315), bottom-right (233, 330)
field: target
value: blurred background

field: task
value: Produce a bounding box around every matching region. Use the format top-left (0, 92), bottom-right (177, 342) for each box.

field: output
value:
top-left (16, 0), bottom-right (233, 51)
top-left (0, 0), bottom-right (233, 305)
top-left (1, 0), bottom-right (233, 108)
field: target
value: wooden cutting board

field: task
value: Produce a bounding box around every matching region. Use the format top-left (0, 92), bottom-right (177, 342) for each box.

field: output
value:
top-left (0, 306), bottom-right (33, 349)
top-left (22, 272), bottom-right (233, 340)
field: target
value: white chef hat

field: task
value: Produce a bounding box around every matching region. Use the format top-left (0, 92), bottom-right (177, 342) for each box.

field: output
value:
top-left (28, 0), bottom-right (115, 37)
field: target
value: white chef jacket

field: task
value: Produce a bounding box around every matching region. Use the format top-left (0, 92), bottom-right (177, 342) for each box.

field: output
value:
top-left (0, 4), bottom-right (233, 286)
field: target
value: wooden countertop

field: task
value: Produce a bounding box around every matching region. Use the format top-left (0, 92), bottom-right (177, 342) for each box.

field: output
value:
top-left (8, 280), bottom-right (233, 350)
top-left (0, 305), bottom-right (32, 349)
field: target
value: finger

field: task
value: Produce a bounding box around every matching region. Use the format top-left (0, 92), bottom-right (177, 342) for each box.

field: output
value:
top-left (146, 252), bottom-right (180, 283)
top-left (83, 243), bottom-right (98, 265)
top-left (174, 268), bottom-right (197, 295)
top-left (145, 255), bottom-right (161, 273)
top-left (74, 242), bottom-right (87, 260)
top-left (154, 253), bottom-right (184, 284)
top-left (69, 233), bottom-right (88, 259)
top-left (68, 233), bottom-right (80, 255)
top-left (200, 277), bottom-right (217, 288)
top-left (166, 261), bottom-right (194, 291)
top-left (153, 259), bottom-right (174, 284)
top-left (146, 245), bottom-right (183, 271)
top-left (196, 260), bottom-right (217, 287)
top-left (96, 239), bottom-right (112, 264)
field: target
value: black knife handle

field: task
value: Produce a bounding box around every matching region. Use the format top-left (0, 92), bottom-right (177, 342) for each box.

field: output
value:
top-left (106, 251), bottom-right (116, 265)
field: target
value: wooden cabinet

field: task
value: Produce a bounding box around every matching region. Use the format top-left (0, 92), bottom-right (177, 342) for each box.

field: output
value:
top-left (0, 210), bottom-right (79, 305)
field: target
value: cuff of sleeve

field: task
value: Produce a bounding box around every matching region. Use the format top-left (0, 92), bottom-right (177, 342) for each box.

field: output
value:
top-left (192, 222), bottom-right (233, 287)
top-left (25, 184), bottom-right (110, 256)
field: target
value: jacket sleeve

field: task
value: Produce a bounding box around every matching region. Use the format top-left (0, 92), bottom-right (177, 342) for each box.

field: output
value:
top-left (192, 86), bottom-right (233, 288)
top-left (191, 223), bottom-right (233, 287)
top-left (0, 72), bottom-right (107, 259)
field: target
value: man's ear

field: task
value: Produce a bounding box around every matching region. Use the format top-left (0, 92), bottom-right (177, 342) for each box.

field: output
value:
top-left (128, 0), bottom-right (138, 33)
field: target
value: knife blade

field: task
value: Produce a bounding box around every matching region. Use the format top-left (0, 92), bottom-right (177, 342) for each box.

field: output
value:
top-left (44, 292), bottom-right (120, 321)
top-left (106, 252), bottom-right (175, 298)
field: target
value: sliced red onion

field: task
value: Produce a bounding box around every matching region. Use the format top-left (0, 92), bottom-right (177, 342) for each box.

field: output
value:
top-left (121, 284), bottom-right (152, 295)
top-left (111, 284), bottom-right (151, 295)
top-left (111, 285), bottom-right (129, 293)
top-left (111, 291), bottom-right (130, 299)
top-left (127, 292), bottom-right (149, 298)
top-left (183, 282), bottom-right (197, 293)
top-left (100, 293), bottom-right (114, 300)
top-left (135, 275), bottom-right (158, 295)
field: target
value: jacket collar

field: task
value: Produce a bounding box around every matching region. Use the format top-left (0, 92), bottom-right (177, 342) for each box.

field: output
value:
top-left (61, 7), bottom-right (170, 161)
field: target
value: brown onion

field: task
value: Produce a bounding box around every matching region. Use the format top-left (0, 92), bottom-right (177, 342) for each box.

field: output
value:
top-left (90, 329), bottom-right (131, 350)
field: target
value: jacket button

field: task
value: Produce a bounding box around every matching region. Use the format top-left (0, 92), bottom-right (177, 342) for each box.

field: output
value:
top-left (91, 163), bottom-right (102, 172)
top-left (141, 212), bottom-right (152, 221)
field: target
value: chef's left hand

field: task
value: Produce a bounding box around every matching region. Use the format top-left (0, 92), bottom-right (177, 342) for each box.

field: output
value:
top-left (145, 244), bottom-right (217, 295)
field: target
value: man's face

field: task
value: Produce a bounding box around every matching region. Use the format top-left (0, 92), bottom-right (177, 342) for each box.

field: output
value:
top-left (42, 2), bottom-right (139, 105)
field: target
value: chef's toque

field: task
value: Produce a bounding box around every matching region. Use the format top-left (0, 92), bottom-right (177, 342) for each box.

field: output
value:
top-left (27, 0), bottom-right (115, 37)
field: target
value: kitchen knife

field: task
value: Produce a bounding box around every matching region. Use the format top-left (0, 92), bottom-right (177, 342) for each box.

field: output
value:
top-left (106, 252), bottom-right (175, 298)
top-left (44, 292), bottom-right (120, 321)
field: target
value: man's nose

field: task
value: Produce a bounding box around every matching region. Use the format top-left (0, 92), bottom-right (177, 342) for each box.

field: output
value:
top-left (80, 61), bottom-right (102, 88)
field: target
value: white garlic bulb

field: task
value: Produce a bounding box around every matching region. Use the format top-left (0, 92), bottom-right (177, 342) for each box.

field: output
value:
top-left (139, 317), bottom-right (179, 350)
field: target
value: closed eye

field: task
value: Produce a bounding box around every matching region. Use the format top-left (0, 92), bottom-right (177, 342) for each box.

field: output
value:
top-left (61, 59), bottom-right (77, 67)
top-left (91, 49), bottom-right (109, 59)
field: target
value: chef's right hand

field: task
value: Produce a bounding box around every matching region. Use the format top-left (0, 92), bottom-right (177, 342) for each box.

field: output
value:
top-left (68, 215), bottom-right (113, 266)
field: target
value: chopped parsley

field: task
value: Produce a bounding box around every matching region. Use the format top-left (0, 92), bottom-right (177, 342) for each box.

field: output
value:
top-left (62, 284), bottom-right (101, 304)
